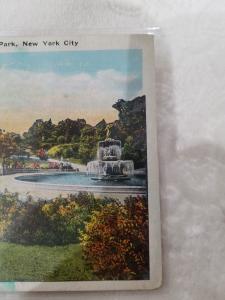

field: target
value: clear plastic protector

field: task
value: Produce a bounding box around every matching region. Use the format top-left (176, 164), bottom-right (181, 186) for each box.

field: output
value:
top-left (0, 30), bottom-right (161, 292)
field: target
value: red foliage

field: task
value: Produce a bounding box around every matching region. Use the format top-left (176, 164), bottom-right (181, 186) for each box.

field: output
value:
top-left (37, 148), bottom-right (47, 160)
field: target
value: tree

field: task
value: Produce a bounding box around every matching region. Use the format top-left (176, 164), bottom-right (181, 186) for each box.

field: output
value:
top-left (80, 195), bottom-right (149, 280)
top-left (0, 130), bottom-right (18, 173)
top-left (23, 119), bottom-right (55, 151)
top-left (78, 125), bottom-right (98, 163)
top-left (95, 119), bottom-right (107, 141)
top-left (57, 136), bottom-right (66, 144)
top-left (112, 95), bottom-right (147, 168)
top-left (56, 118), bottom-right (86, 143)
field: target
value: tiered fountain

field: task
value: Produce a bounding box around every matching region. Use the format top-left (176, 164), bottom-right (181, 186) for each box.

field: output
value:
top-left (87, 138), bottom-right (134, 181)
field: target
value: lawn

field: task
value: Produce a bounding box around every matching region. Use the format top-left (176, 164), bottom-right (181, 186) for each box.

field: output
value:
top-left (0, 242), bottom-right (95, 282)
top-left (68, 158), bottom-right (83, 165)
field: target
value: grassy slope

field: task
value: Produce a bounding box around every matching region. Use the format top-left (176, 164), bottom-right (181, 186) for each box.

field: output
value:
top-left (0, 242), bottom-right (95, 282)
top-left (68, 158), bottom-right (83, 164)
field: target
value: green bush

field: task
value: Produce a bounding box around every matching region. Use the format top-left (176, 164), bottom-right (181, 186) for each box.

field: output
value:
top-left (57, 136), bottom-right (66, 144)
top-left (62, 147), bottom-right (74, 158)
top-left (0, 191), bottom-right (19, 239)
top-left (48, 143), bottom-right (79, 159)
top-left (0, 191), bottom-right (115, 246)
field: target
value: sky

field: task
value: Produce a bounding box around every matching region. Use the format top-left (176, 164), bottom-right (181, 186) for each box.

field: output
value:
top-left (0, 49), bottom-right (142, 133)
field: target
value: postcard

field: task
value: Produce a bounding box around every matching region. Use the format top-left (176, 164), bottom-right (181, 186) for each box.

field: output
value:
top-left (0, 34), bottom-right (161, 291)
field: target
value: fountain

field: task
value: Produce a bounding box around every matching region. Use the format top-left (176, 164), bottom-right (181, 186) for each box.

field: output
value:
top-left (87, 139), bottom-right (134, 181)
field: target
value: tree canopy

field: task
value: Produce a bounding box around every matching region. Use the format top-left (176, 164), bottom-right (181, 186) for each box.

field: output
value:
top-left (0, 96), bottom-right (147, 167)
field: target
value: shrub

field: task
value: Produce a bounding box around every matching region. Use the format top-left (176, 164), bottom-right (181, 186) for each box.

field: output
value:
top-left (0, 192), bottom-right (115, 246)
top-left (80, 195), bottom-right (149, 280)
top-left (48, 144), bottom-right (78, 159)
top-left (57, 136), bottom-right (65, 144)
top-left (62, 147), bottom-right (74, 158)
top-left (47, 145), bottom-right (62, 158)
top-left (2, 195), bottom-right (83, 245)
top-left (37, 148), bottom-right (48, 160)
top-left (4, 200), bottom-right (51, 245)
top-left (0, 191), bottom-right (18, 239)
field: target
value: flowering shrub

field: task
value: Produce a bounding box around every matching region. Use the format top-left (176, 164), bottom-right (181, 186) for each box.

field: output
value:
top-left (37, 148), bottom-right (48, 160)
top-left (48, 162), bottom-right (60, 169)
top-left (0, 192), bottom-right (115, 246)
top-left (31, 162), bottom-right (40, 169)
top-left (14, 161), bottom-right (24, 169)
top-left (80, 195), bottom-right (149, 280)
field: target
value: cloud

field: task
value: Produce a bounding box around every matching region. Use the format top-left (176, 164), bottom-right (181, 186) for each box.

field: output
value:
top-left (0, 68), bottom-right (142, 132)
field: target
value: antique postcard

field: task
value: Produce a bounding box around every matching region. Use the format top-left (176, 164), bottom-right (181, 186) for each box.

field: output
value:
top-left (0, 34), bottom-right (161, 291)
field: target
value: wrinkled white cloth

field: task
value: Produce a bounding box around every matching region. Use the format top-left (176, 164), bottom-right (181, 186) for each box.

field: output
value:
top-left (0, 0), bottom-right (225, 299)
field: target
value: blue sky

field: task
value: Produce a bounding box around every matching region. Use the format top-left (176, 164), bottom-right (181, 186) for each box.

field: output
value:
top-left (0, 49), bottom-right (143, 133)
top-left (0, 49), bottom-right (142, 77)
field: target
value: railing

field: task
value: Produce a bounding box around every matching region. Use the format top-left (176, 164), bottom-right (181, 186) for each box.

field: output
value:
top-left (0, 168), bottom-right (78, 176)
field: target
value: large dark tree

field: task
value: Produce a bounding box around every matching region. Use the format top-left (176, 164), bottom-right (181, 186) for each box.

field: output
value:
top-left (112, 95), bottom-right (147, 168)
top-left (56, 118), bottom-right (86, 143)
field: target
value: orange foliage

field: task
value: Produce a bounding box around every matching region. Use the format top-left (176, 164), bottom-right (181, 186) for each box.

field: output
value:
top-left (80, 195), bottom-right (149, 280)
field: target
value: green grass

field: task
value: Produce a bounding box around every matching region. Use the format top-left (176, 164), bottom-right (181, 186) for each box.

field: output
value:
top-left (0, 242), bottom-right (95, 282)
top-left (67, 158), bottom-right (83, 165)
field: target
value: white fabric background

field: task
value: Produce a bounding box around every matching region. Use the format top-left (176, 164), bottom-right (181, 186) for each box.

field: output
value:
top-left (0, 0), bottom-right (225, 299)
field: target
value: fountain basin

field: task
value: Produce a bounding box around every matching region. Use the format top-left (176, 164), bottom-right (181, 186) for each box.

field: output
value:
top-left (91, 174), bottom-right (131, 182)
top-left (15, 172), bottom-right (144, 187)
top-left (8, 172), bottom-right (147, 199)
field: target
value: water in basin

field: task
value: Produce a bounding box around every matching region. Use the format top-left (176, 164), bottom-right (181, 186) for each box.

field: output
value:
top-left (16, 172), bottom-right (146, 187)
